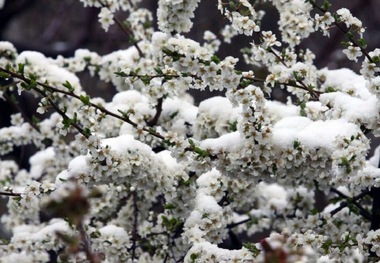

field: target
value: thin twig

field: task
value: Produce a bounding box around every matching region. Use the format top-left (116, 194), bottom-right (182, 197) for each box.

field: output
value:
top-left (131, 191), bottom-right (138, 260)
top-left (147, 97), bottom-right (163, 126)
top-left (330, 189), bottom-right (371, 219)
top-left (78, 222), bottom-right (101, 263)
top-left (266, 47), bottom-right (320, 99)
top-left (0, 191), bottom-right (22, 197)
top-left (46, 96), bottom-right (89, 137)
top-left (308, 0), bottom-right (374, 63)
top-left (0, 67), bottom-right (165, 140)
top-left (98, 0), bottom-right (143, 57)
top-left (227, 218), bottom-right (251, 229)
top-left (113, 17), bottom-right (144, 58)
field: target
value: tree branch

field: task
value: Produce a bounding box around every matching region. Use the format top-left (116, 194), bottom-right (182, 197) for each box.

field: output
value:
top-left (330, 188), bottom-right (371, 220)
top-left (0, 191), bottom-right (22, 197)
top-left (147, 97), bottom-right (163, 127)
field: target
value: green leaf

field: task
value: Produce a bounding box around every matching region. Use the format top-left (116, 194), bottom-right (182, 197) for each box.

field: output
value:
top-left (341, 41), bottom-right (350, 48)
top-left (247, 216), bottom-right (259, 227)
top-left (202, 213), bottom-right (209, 219)
top-left (148, 127), bottom-right (157, 134)
top-left (211, 55), bottom-right (220, 64)
top-left (0, 239), bottom-right (10, 245)
top-left (28, 73), bottom-right (37, 81)
top-left (90, 231), bottom-right (101, 238)
top-left (326, 86), bottom-right (336, 93)
top-left (180, 179), bottom-right (192, 187)
top-left (323, 0), bottom-right (331, 10)
top-left (31, 115), bottom-right (40, 125)
top-left (30, 80), bottom-right (37, 89)
top-left (190, 253), bottom-right (199, 263)
top-left (299, 101), bottom-right (307, 117)
top-left (372, 56), bottom-right (380, 64)
top-left (322, 238), bottom-right (333, 252)
top-left (240, 79), bottom-right (254, 88)
top-left (358, 38), bottom-right (367, 49)
top-left (293, 140), bottom-right (301, 150)
top-left (73, 112), bottom-right (78, 123)
top-left (339, 157), bottom-right (352, 173)
top-left (162, 47), bottom-right (174, 56)
top-left (243, 242), bottom-right (261, 256)
top-left (116, 109), bottom-right (124, 117)
top-left (84, 128), bottom-right (91, 138)
top-left (154, 67), bottom-right (163, 75)
top-left (114, 71), bottom-right (128, 77)
top-left (164, 203), bottom-right (176, 210)
top-left (143, 20), bottom-right (152, 29)
top-left (163, 139), bottom-right (175, 147)
top-left (170, 111), bottom-right (179, 119)
top-left (79, 95), bottom-right (90, 106)
top-left (62, 117), bottom-right (72, 129)
top-left (128, 35), bottom-right (137, 44)
top-left (346, 31), bottom-right (353, 39)
top-left (123, 20), bottom-right (131, 28)
top-left (271, 164), bottom-right (278, 174)
top-left (21, 78), bottom-right (37, 91)
top-left (103, 240), bottom-right (112, 245)
top-left (229, 1), bottom-right (236, 9)
top-left (140, 75), bottom-right (151, 85)
top-left (228, 120), bottom-right (238, 132)
top-left (18, 63), bottom-right (25, 75)
top-left (194, 146), bottom-right (209, 158)
top-left (161, 216), bottom-right (181, 232)
top-left (0, 71), bottom-right (10, 79)
top-left (62, 81), bottom-right (74, 92)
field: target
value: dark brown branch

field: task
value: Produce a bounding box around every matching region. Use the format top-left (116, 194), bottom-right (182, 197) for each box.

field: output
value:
top-left (0, 191), bottom-right (22, 197)
top-left (147, 97), bottom-right (163, 126)
top-left (227, 218), bottom-right (251, 229)
top-left (268, 48), bottom-right (320, 99)
top-left (113, 17), bottom-right (144, 58)
top-left (330, 189), bottom-right (371, 219)
top-left (368, 155), bottom-right (380, 258)
top-left (45, 96), bottom-right (89, 138)
top-left (78, 222), bottom-right (101, 263)
top-left (131, 191), bottom-right (138, 260)
top-left (98, 0), bottom-right (143, 57)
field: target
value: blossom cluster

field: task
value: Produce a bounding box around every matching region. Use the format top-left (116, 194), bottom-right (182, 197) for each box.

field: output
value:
top-left (0, 0), bottom-right (380, 262)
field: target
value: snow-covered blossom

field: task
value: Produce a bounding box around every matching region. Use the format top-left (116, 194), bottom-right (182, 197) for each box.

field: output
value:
top-left (360, 48), bottom-right (380, 79)
top-left (0, 41), bottom-right (17, 67)
top-left (1, 0), bottom-right (380, 262)
top-left (270, 0), bottom-right (314, 46)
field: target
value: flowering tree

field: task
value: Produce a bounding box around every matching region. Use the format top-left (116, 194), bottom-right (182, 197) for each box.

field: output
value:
top-left (1, 0), bottom-right (380, 262)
